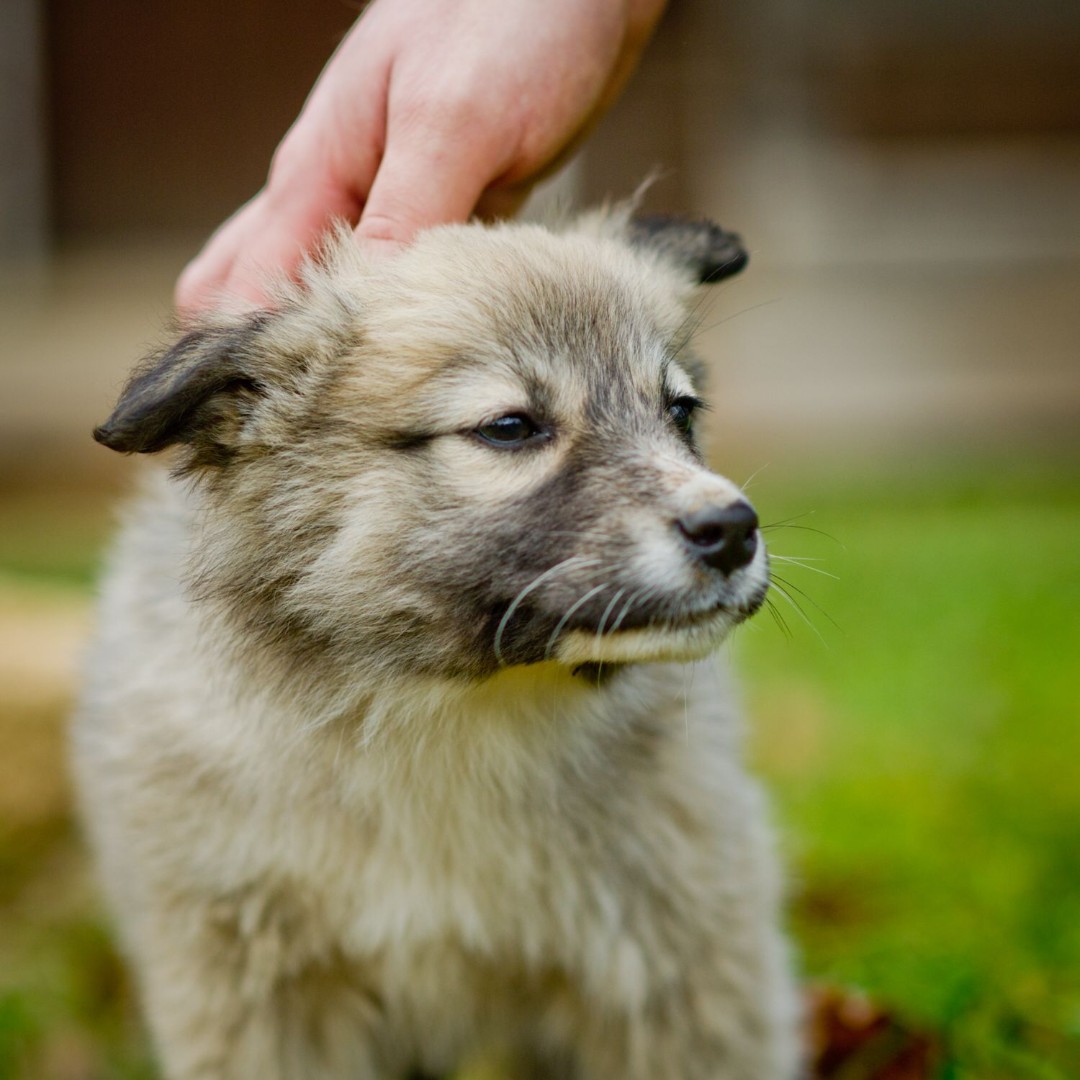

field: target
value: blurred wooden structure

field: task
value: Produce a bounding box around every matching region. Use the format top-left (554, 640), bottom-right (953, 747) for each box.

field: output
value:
top-left (1, 0), bottom-right (1079, 486)
top-left (1, 0), bottom-right (1078, 255)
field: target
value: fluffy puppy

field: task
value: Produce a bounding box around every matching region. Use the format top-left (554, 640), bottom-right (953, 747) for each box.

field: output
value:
top-left (73, 210), bottom-right (800, 1079)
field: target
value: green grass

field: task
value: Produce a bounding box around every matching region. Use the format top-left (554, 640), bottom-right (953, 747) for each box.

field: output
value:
top-left (736, 459), bottom-right (1080, 1078)
top-left (1, 456), bottom-right (1078, 1077)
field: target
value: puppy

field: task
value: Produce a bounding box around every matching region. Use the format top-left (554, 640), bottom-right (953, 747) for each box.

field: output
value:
top-left (73, 209), bottom-right (800, 1079)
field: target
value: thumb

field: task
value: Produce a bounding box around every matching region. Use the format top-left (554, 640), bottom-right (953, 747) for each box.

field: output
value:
top-left (354, 135), bottom-right (497, 254)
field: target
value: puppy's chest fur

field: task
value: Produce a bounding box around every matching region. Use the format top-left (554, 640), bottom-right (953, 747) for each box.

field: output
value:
top-left (110, 645), bottom-right (750, 1076)
top-left (153, 620), bottom-right (737, 969)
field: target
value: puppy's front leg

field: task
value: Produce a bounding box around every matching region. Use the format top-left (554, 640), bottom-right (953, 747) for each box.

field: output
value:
top-left (569, 844), bottom-right (802, 1080)
top-left (577, 954), bottom-right (801, 1080)
top-left (128, 889), bottom-right (385, 1080)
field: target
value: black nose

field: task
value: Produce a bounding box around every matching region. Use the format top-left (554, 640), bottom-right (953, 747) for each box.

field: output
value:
top-left (677, 501), bottom-right (759, 576)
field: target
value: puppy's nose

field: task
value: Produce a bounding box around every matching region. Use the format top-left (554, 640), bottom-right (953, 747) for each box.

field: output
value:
top-left (677, 501), bottom-right (759, 576)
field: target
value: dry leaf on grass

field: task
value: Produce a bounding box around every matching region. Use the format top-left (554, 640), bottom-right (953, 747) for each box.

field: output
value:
top-left (807, 984), bottom-right (938, 1079)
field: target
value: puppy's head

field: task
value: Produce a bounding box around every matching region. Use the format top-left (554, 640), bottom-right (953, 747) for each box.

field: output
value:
top-left (96, 212), bottom-right (765, 683)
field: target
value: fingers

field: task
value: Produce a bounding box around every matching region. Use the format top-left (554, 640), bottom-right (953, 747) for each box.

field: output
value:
top-left (174, 199), bottom-right (258, 313)
top-left (177, 137), bottom-right (492, 313)
top-left (175, 178), bottom-right (363, 314)
top-left (175, 0), bottom-right (668, 313)
top-left (176, 124), bottom-right (491, 311)
top-left (354, 130), bottom-right (501, 255)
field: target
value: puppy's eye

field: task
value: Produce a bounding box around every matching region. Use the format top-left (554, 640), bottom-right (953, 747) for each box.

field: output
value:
top-left (475, 413), bottom-right (545, 448)
top-left (667, 396), bottom-right (701, 436)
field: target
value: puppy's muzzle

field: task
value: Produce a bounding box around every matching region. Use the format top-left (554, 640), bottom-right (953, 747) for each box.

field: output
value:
top-left (677, 500), bottom-right (759, 576)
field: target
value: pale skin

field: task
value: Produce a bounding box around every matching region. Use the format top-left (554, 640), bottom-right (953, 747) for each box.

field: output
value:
top-left (175, 0), bottom-right (668, 313)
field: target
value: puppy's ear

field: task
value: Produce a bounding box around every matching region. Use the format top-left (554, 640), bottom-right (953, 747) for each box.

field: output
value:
top-left (628, 214), bottom-right (748, 285)
top-left (94, 313), bottom-right (272, 466)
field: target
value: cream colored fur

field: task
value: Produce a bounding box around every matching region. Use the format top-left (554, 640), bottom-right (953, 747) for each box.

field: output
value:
top-left (73, 211), bottom-right (801, 1079)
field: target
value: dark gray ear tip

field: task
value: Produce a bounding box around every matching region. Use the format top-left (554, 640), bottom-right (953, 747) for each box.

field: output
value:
top-left (93, 420), bottom-right (144, 454)
top-left (93, 413), bottom-right (170, 454)
top-left (628, 214), bottom-right (749, 285)
top-left (92, 422), bottom-right (126, 452)
top-left (700, 235), bottom-right (749, 283)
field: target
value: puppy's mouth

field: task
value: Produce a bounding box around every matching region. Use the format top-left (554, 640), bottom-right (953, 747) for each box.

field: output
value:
top-left (586, 580), bottom-right (768, 634)
top-left (551, 584), bottom-right (768, 668)
top-left (652, 588), bottom-right (767, 629)
top-left (486, 550), bottom-right (769, 672)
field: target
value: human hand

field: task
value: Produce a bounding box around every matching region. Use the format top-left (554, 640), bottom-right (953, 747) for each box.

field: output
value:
top-left (175, 0), bottom-right (667, 313)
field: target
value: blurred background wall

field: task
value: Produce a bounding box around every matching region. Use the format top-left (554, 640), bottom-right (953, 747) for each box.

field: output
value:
top-left (584, 0), bottom-right (1080, 466)
top-left (2, 0), bottom-right (1078, 486)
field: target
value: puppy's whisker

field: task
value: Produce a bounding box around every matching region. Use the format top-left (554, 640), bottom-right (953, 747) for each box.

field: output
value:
top-left (682, 668), bottom-right (691, 742)
top-left (761, 510), bottom-right (815, 527)
top-left (771, 573), bottom-right (841, 632)
top-left (768, 577), bottom-right (828, 646)
top-left (590, 585), bottom-right (628, 682)
top-left (669, 287), bottom-right (715, 353)
top-left (545, 582), bottom-right (613, 660)
top-left (763, 596), bottom-right (792, 638)
top-left (770, 555), bottom-right (838, 580)
top-left (762, 520), bottom-right (844, 548)
top-left (608, 584), bottom-right (652, 636)
top-left (494, 556), bottom-right (598, 667)
top-left (740, 463), bottom-right (769, 490)
top-left (595, 588), bottom-right (627, 641)
top-left (619, 584), bottom-right (664, 633)
top-left (694, 296), bottom-right (783, 336)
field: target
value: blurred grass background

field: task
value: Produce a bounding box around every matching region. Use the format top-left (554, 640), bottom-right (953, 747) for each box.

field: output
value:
top-left (741, 459), bottom-right (1080, 1079)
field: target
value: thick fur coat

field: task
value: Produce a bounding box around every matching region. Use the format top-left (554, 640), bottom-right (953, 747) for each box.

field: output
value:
top-left (73, 210), bottom-right (800, 1079)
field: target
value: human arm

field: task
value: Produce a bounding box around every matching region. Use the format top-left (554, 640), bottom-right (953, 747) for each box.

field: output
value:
top-left (175, 0), bottom-right (667, 312)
